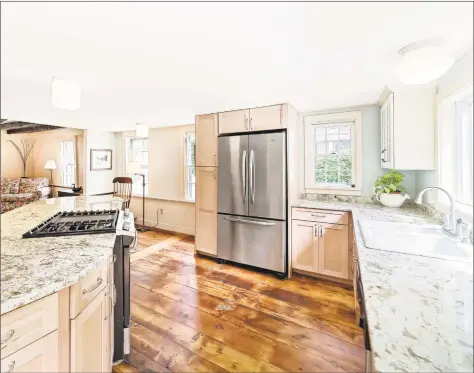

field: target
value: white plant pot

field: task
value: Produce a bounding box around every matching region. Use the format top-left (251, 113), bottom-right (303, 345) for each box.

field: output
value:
top-left (376, 193), bottom-right (410, 208)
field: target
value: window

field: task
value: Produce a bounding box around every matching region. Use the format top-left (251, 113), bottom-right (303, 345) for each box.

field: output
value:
top-left (304, 111), bottom-right (362, 194)
top-left (455, 93), bottom-right (473, 206)
top-left (125, 137), bottom-right (148, 195)
top-left (60, 141), bottom-right (76, 186)
top-left (438, 86), bottom-right (473, 209)
top-left (184, 132), bottom-right (196, 201)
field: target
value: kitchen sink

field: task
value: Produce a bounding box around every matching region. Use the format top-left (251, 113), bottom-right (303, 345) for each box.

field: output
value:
top-left (358, 220), bottom-right (473, 262)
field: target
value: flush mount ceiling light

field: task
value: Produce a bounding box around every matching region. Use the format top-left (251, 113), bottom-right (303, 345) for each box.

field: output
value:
top-left (51, 77), bottom-right (81, 110)
top-left (397, 39), bottom-right (454, 85)
top-left (136, 123), bottom-right (149, 138)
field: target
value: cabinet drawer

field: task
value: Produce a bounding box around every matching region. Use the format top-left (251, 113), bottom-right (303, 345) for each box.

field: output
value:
top-left (1, 330), bottom-right (59, 373)
top-left (70, 261), bottom-right (108, 319)
top-left (292, 208), bottom-right (349, 225)
top-left (1, 293), bottom-right (59, 358)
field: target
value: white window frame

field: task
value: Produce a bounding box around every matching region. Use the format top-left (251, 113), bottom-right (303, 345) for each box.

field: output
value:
top-left (436, 85), bottom-right (473, 222)
top-left (304, 111), bottom-right (362, 195)
top-left (60, 140), bottom-right (76, 186)
top-left (184, 132), bottom-right (196, 201)
top-left (124, 136), bottom-right (149, 196)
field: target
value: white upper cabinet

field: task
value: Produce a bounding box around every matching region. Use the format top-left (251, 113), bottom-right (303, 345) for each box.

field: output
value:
top-left (249, 105), bottom-right (283, 131)
top-left (218, 109), bottom-right (249, 134)
top-left (379, 86), bottom-right (435, 170)
top-left (218, 105), bottom-right (285, 134)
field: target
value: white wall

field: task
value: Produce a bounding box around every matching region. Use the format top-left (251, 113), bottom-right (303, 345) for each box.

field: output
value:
top-left (300, 105), bottom-right (417, 197)
top-left (115, 124), bottom-right (196, 235)
top-left (84, 129), bottom-right (116, 195)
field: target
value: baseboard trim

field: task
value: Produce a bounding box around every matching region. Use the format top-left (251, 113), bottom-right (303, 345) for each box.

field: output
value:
top-left (135, 224), bottom-right (195, 237)
top-left (292, 269), bottom-right (353, 289)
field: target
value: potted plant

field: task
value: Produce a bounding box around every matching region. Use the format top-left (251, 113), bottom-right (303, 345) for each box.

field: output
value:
top-left (374, 170), bottom-right (410, 208)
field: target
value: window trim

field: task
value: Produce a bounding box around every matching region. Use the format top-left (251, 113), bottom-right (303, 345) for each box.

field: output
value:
top-left (184, 132), bottom-right (196, 201)
top-left (304, 111), bottom-right (362, 195)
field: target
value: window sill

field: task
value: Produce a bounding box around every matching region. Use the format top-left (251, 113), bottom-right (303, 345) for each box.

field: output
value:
top-left (305, 187), bottom-right (362, 196)
top-left (433, 201), bottom-right (473, 224)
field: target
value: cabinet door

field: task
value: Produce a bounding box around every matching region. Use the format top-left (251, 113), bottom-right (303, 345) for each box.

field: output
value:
top-left (318, 223), bottom-right (349, 279)
top-left (0, 331), bottom-right (59, 373)
top-left (195, 167), bottom-right (217, 255)
top-left (249, 105), bottom-right (283, 131)
top-left (381, 93), bottom-right (394, 168)
top-left (196, 114), bottom-right (218, 166)
top-left (71, 288), bottom-right (109, 373)
top-left (291, 220), bottom-right (318, 272)
top-left (218, 109), bottom-right (249, 134)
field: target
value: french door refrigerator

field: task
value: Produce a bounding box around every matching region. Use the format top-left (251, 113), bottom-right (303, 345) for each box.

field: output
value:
top-left (217, 130), bottom-right (287, 275)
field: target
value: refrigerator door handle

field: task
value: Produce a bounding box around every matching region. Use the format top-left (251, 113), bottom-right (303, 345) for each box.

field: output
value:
top-left (250, 149), bottom-right (255, 204)
top-left (242, 150), bottom-right (247, 203)
top-left (224, 216), bottom-right (275, 226)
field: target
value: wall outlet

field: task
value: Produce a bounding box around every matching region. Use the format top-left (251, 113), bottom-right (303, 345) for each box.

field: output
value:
top-left (159, 208), bottom-right (164, 214)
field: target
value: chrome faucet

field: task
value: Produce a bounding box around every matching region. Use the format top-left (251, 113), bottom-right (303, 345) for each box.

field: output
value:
top-left (414, 187), bottom-right (458, 236)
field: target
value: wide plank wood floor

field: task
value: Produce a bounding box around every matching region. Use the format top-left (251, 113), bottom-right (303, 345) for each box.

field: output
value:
top-left (114, 230), bottom-right (365, 373)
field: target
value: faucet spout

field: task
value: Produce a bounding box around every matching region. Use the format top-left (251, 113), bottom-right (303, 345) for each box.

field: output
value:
top-left (415, 187), bottom-right (456, 233)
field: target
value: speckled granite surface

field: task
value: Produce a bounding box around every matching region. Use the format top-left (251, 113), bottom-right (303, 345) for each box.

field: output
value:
top-left (293, 200), bottom-right (474, 372)
top-left (1, 196), bottom-right (133, 315)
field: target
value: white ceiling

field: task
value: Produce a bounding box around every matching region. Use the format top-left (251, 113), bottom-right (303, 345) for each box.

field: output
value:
top-left (1, 2), bottom-right (472, 131)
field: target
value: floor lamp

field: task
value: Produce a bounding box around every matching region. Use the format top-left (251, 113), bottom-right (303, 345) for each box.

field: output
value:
top-left (127, 161), bottom-right (148, 232)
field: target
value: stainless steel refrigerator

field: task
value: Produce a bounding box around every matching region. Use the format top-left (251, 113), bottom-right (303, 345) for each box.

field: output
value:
top-left (217, 131), bottom-right (287, 275)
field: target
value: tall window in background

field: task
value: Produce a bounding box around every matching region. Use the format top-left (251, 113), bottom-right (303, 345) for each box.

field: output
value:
top-left (60, 141), bottom-right (76, 186)
top-left (185, 132), bottom-right (196, 201)
top-left (125, 137), bottom-right (149, 195)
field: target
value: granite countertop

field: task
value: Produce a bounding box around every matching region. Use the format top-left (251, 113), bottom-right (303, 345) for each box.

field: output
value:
top-left (293, 199), bottom-right (474, 372)
top-left (1, 195), bottom-right (128, 315)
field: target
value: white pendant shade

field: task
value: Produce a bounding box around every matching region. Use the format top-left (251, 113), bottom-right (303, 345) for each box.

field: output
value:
top-left (136, 123), bottom-right (149, 138)
top-left (398, 45), bottom-right (454, 85)
top-left (51, 78), bottom-right (81, 110)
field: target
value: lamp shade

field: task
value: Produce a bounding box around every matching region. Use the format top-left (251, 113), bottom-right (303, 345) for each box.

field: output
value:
top-left (136, 123), bottom-right (149, 138)
top-left (44, 160), bottom-right (57, 170)
top-left (51, 78), bottom-right (81, 110)
top-left (126, 161), bottom-right (141, 174)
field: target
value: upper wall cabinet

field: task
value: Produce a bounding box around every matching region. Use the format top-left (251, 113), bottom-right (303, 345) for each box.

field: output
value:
top-left (379, 86), bottom-right (435, 170)
top-left (196, 114), bottom-right (218, 166)
top-left (218, 105), bottom-right (284, 135)
top-left (218, 109), bottom-right (249, 134)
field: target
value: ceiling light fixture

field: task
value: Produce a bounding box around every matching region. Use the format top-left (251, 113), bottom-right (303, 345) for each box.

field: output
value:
top-left (136, 123), bottom-right (149, 138)
top-left (51, 77), bottom-right (81, 110)
top-left (397, 39), bottom-right (454, 85)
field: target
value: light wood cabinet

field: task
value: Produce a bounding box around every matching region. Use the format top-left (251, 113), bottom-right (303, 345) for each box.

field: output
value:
top-left (71, 287), bottom-right (111, 373)
top-left (196, 114), bottom-right (218, 166)
top-left (291, 207), bottom-right (351, 281)
top-left (291, 220), bottom-right (318, 272)
top-left (318, 223), bottom-right (349, 279)
top-left (218, 109), bottom-right (249, 134)
top-left (195, 167), bottom-right (218, 256)
top-left (0, 330), bottom-right (59, 373)
top-left (249, 105), bottom-right (283, 131)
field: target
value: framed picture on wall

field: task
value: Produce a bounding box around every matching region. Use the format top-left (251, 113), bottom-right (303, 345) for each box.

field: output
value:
top-left (90, 149), bottom-right (112, 170)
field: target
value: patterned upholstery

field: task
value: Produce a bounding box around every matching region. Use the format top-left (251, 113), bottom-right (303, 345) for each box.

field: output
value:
top-left (1, 178), bottom-right (51, 213)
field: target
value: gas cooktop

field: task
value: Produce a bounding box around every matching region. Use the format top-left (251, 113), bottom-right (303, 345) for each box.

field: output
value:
top-left (22, 209), bottom-right (119, 238)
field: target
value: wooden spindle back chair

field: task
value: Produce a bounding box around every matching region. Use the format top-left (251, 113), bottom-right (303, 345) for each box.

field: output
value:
top-left (112, 177), bottom-right (133, 209)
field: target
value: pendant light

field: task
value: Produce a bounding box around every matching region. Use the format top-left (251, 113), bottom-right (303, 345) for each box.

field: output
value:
top-left (397, 39), bottom-right (454, 85)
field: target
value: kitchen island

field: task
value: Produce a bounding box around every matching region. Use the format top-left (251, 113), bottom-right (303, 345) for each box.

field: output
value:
top-left (1, 196), bottom-right (133, 372)
top-left (294, 199), bottom-right (474, 372)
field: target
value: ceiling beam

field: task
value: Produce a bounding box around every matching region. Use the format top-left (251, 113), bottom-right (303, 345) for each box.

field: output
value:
top-left (2, 122), bottom-right (63, 134)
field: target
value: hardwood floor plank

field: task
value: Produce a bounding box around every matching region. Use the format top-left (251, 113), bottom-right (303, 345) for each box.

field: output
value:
top-left (132, 302), bottom-right (284, 373)
top-left (130, 280), bottom-right (365, 372)
top-left (132, 284), bottom-right (352, 372)
top-left (128, 348), bottom-right (171, 373)
top-left (113, 361), bottom-right (140, 373)
top-left (131, 322), bottom-right (226, 373)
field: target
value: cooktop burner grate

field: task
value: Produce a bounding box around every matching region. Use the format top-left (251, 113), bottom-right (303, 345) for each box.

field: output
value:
top-left (22, 209), bottom-right (119, 238)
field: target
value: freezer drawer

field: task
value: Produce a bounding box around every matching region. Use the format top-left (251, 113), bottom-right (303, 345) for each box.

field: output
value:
top-left (217, 214), bottom-right (286, 273)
